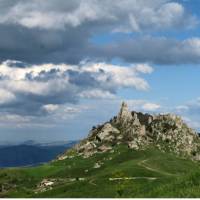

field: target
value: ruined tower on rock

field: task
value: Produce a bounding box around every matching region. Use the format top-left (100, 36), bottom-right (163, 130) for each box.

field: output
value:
top-left (58, 101), bottom-right (200, 161)
top-left (116, 102), bottom-right (133, 125)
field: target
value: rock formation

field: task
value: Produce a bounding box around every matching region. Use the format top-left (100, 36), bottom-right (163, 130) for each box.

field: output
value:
top-left (58, 102), bottom-right (200, 161)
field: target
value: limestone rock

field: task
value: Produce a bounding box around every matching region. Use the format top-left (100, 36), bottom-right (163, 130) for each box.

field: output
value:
top-left (93, 162), bottom-right (101, 168)
top-left (98, 144), bottom-right (112, 152)
top-left (97, 123), bottom-right (119, 142)
top-left (147, 113), bottom-right (200, 158)
top-left (36, 179), bottom-right (55, 193)
top-left (128, 141), bottom-right (139, 150)
top-left (78, 141), bottom-right (96, 153)
top-left (116, 102), bottom-right (133, 125)
top-left (58, 101), bottom-right (200, 161)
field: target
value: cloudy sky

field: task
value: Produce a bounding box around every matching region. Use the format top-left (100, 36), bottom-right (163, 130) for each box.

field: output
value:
top-left (0, 0), bottom-right (200, 143)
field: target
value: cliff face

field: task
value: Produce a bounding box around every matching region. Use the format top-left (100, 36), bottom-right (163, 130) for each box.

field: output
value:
top-left (58, 102), bottom-right (200, 160)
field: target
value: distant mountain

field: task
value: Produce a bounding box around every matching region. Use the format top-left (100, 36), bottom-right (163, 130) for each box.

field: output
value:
top-left (0, 140), bottom-right (78, 167)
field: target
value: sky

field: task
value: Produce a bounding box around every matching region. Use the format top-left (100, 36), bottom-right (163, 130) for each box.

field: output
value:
top-left (0, 0), bottom-right (200, 143)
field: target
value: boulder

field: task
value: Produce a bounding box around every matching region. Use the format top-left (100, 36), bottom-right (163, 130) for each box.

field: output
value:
top-left (98, 145), bottom-right (112, 152)
top-left (97, 123), bottom-right (119, 141)
top-left (93, 162), bottom-right (101, 168)
top-left (128, 141), bottom-right (139, 150)
top-left (79, 141), bottom-right (96, 152)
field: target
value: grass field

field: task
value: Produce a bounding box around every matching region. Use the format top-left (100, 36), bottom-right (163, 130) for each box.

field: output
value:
top-left (1, 145), bottom-right (200, 198)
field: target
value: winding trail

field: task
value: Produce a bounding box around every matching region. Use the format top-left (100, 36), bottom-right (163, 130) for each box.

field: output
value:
top-left (109, 177), bottom-right (157, 181)
top-left (137, 159), bottom-right (177, 176)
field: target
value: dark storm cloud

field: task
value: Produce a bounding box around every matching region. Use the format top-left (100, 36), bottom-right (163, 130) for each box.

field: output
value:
top-left (0, 0), bottom-right (199, 120)
top-left (0, 81), bottom-right (79, 116)
top-left (100, 37), bottom-right (200, 65)
top-left (0, 0), bottom-right (198, 65)
top-left (67, 70), bottom-right (99, 88)
top-left (0, 24), bottom-right (91, 64)
top-left (0, 89), bottom-right (81, 117)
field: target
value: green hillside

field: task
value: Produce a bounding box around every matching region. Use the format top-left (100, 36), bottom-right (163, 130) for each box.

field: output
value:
top-left (1, 144), bottom-right (200, 198)
top-left (1, 103), bottom-right (200, 198)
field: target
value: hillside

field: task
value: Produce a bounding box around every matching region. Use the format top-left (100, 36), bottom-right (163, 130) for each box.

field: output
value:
top-left (1, 145), bottom-right (200, 197)
top-left (0, 102), bottom-right (200, 197)
top-left (59, 102), bottom-right (200, 160)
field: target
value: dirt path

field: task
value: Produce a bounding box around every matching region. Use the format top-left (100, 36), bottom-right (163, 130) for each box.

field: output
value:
top-left (137, 159), bottom-right (176, 176)
top-left (109, 177), bottom-right (157, 181)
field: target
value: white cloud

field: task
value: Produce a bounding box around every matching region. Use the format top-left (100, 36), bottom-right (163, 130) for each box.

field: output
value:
top-left (0, 60), bottom-right (154, 125)
top-left (127, 100), bottom-right (159, 112)
top-left (83, 63), bottom-right (153, 90)
top-left (0, 61), bottom-right (153, 105)
top-left (182, 38), bottom-right (200, 55)
top-left (122, 99), bottom-right (161, 113)
top-left (62, 106), bottom-right (80, 114)
top-left (176, 105), bottom-right (189, 113)
top-left (42, 104), bottom-right (59, 113)
top-left (0, 114), bottom-right (30, 128)
top-left (134, 64), bottom-right (154, 74)
top-left (142, 103), bottom-right (161, 111)
top-left (0, 89), bottom-right (16, 104)
top-left (79, 89), bottom-right (116, 99)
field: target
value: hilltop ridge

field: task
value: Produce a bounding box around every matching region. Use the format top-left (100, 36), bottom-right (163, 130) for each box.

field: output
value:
top-left (58, 102), bottom-right (200, 160)
top-left (1, 102), bottom-right (200, 197)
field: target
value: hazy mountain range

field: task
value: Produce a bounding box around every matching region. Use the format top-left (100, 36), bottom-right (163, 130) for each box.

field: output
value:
top-left (0, 140), bottom-right (78, 167)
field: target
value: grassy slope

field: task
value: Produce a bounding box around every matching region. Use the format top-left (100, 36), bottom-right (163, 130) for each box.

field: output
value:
top-left (1, 145), bottom-right (200, 197)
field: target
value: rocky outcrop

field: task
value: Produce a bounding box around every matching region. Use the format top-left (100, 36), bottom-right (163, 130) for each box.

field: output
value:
top-left (58, 102), bottom-right (200, 161)
top-left (147, 114), bottom-right (200, 158)
top-left (96, 123), bottom-right (120, 142)
top-left (116, 102), bottom-right (133, 125)
top-left (36, 179), bottom-right (55, 193)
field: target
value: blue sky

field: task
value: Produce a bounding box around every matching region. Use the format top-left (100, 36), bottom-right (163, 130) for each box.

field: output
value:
top-left (0, 0), bottom-right (200, 143)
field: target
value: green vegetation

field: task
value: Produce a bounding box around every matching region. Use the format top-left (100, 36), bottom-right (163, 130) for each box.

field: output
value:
top-left (0, 145), bottom-right (200, 197)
